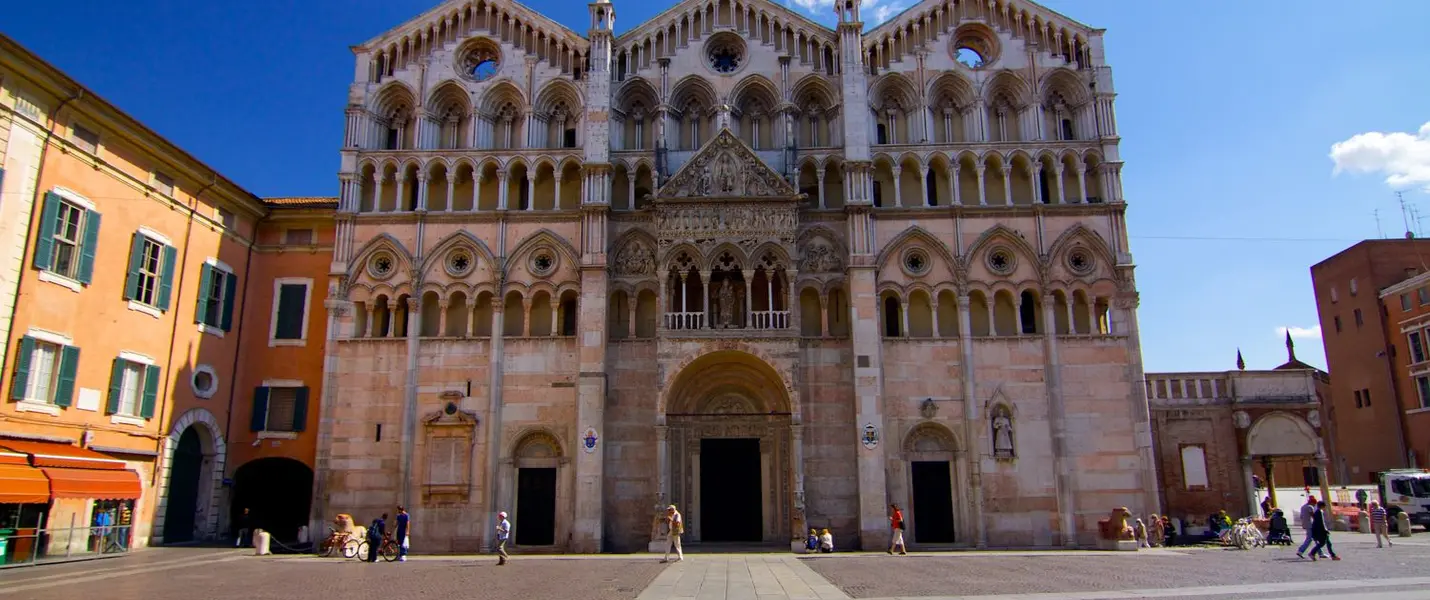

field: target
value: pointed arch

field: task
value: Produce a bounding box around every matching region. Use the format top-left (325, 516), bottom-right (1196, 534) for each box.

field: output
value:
top-left (868, 72), bottom-right (919, 111)
top-left (730, 74), bottom-right (780, 110)
top-left (928, 71), bottom-right (976, 110)
top-left (984, 71), bottom-right (1032, 109)
top-left (670, 75), bottom-right (719, 113)
top-left (533, 77), bottom-right (584, 116)
top-left (1047, 224), bottom-right (1116, 272)
top-left (876, 226), bottom-right (962, 280)
top-left (791, 74), bottom-right (836, 109)
top-left (347, 233), bottom-right (416, 281)
top-left (965, 224), bottom-right (1041, 270)
top-left (613, 77), bottom-right (660, 115)
top-left (1039, 68), bottom-right (1090, 107)
top-left (507, 228), bottom-right (580, 272)
top-left (426, 79), bottom-right (472, 116)
top-left (477, 79), bottom-right (527, 117)
top-left (372, 80), bottom-right (418, 118)
top-left (419, 229), bottom-right (499, 276)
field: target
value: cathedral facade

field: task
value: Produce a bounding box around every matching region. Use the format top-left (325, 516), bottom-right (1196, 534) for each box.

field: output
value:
top-left (317, 0), bottom-right (1156, 553)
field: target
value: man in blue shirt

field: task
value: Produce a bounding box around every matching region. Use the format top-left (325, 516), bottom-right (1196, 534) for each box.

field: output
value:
top-left (395, 506), bottom-right (410, 562)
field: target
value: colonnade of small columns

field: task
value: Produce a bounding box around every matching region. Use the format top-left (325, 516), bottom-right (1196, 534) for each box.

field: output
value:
top-left (872, 288), bottom-right (1112, 339)
top-left (350, 289), bottom-right (579, 339)
top-left (344, 159), bottom-right (583, 214)
top-left (659, 266), bottom-right (795, 331)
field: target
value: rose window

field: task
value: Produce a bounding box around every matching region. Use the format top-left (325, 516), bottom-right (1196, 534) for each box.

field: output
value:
top-left (446, 248), bottom-right (475, 277)
top-left (530, 250), bottom-right (557, 276)
top-left (705, 33), bottom-right (747, 75)
top-left (902, 248), bottom-right (930, 276)
top-left (1067, 249), bottom-right (1094, 275)
top-left (986, 248), bottom-right (1016, 275)
top-left (368, 252), bottom-right (396, 279)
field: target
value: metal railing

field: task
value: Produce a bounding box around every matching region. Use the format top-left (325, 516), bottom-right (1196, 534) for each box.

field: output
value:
top-left (0, 519), bottom-right (134, 568)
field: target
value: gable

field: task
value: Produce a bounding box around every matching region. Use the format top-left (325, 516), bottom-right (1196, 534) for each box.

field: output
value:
top-left (658, 129), bottom-right (797, 199)
top-left (866, 0), bottom-right (1094, 41)
top-left (359, 0), bottom-right (589, 55)
top-left (617, 0), bottom-right (837, 46)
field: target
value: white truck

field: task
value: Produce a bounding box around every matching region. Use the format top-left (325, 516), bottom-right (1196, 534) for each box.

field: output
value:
top-left (1378, 469), bottom-right (1430, 531)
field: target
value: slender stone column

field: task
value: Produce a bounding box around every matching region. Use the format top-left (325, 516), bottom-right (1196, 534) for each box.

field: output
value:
top-left (1241, 456), bottom-right (1259, 518)
top-left (975, 164), bottom-right (987, 206)
top-left (742, 269), bottom-right (754, 328)
top-left (483, 302), bottom-right (506, 551)
top-left (399, 296), bottom-right (422, 509)
top-left (1042, 294), bottom-right (1077, 547)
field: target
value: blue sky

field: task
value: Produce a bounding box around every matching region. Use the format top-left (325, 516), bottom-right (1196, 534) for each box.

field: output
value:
top-left (5, 0), bottom-right (1429, 373)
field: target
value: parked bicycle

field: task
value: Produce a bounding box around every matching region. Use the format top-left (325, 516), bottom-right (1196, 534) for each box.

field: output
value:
top-left (319, 527), bottom-right (361, 558)
top-left (356, 534), bottom-right (400, 562)
top-left (1219, 518), bottom-right (1265, 549)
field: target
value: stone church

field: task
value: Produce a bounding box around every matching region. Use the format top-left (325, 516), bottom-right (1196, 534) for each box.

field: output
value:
top-left (315, 0), bottom-right (1155, 553)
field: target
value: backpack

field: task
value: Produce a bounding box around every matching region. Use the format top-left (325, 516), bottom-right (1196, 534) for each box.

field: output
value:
top-left (369, 520), bottom-right (383, 539)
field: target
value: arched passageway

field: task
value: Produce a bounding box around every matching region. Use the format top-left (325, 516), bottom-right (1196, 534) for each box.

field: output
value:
top-left (231, 458), bottom-right (314, 542)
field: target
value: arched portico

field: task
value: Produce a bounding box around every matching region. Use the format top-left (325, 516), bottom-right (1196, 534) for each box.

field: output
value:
top-left (1241, 411), bottom-right (1328, 518)
top-left (655, 350), bottom-right (801, 547)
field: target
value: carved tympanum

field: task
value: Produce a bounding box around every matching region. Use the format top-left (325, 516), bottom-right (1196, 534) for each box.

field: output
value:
top-left (614, 240), bottom-right (656, 276)
top-left (659, 130), bottom-right (797, 199)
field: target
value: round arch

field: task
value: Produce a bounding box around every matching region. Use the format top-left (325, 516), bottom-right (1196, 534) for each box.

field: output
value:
top-left (661, 349), bottom-right (793, 416)
top-left (1246, 412), bottom-right (1321, 457)
top-left (153, 408), bottom-right (226, 544)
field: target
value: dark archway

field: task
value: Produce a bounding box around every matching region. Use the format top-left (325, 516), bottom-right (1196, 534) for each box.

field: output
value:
top-left (231, 458), bottom-right (313, 542)
top-left (162, 428), bottom-right (203, 543)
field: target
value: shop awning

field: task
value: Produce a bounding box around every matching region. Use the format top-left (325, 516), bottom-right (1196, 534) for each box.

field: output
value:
top-left (0, 450), bottom-right (30, 465)
top-left (0, 440), bottom-right (129, 470)
top-left (42, 467), bottom-right (143, 500)
top-left (0, 463), bottom-right (51, 503)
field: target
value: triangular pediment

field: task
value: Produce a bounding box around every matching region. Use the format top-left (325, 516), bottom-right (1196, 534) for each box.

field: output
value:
top-left (657, 129), bottom-right (798, 200)
top-left (866, 0), bottom-right (1093, 40)
top-left (359, 0), bottom-right (589, 52)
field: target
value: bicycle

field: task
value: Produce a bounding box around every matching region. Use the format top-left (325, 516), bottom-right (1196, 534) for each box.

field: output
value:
top-left (356, 534), bottom-right (400, 562)
top-left (319, 527), bottom-right (361, 558)
top-left (1222, 518), bottom-right (1264, 549)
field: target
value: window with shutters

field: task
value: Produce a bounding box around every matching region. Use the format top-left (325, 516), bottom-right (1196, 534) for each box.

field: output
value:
top-left (284, 229), bottom-right (314, 246)
top-left (196, 261), bottom-right (237, 335)
top-left (10, 333), bottom-right (80, 413)
top-left (1410, 332), bottom-right (1426, 364)
top-left (153, 172), bottom-right (175, 197)
top-left (34, 189), bottom-right (102, 289)
top-left (124, 230), bottom-right (176, 315)
top-left (71, 123), bottom-right (99, 154)
top-left (270, 278), bottom-right (313, 346)
top-left (105, 355), bottom-right (159, 424)
top-left (250, 384), bottom-right (309, 435)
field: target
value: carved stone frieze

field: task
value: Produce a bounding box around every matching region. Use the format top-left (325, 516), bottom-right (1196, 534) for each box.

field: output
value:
top-left (658, 129), bottom-right (797, 199)
top-left (799, 239), bottom-right (843, 273)
top-left (655, 204), bottom-right (798, 247)
top-left (613, 238), bottom-right (656, 276)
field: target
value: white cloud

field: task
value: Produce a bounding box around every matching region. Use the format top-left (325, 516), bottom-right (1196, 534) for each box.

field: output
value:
top-left (1329, 122), bottom-right (1430, 192)
top-left (1276, 325), bottom-right (1323, 340)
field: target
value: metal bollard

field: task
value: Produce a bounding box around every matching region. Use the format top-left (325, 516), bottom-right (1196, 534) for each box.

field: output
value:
top-left (255, 529), bottom-right (271, 555)
top-left (1357, 512), bottom-right (1370, 534)
top-left (1397, 512), bottom-right (1413, 538)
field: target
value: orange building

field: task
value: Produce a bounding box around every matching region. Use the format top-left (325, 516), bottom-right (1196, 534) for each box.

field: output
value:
top-left (0, 35), bottom-right (332, 561)
top-left (1310, 239), bottom-right (1430, 483)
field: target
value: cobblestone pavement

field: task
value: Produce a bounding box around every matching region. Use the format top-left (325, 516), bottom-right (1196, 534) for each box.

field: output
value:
top-left (1, 551), bottom-right (667, 600)
top-left (802, 537), bottom-right (1430, 599)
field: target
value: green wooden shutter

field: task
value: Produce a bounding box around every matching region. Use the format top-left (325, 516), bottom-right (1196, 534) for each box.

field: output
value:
top-left (221, 271), bottom-right (238, 331)
top-left (194, 264), bottom-right (214, 325)
top-left (123, 234), bottom-right (145, 300)
top-left (76, 210), bottom-right (102, 285)
top-left (9, 336), bottom-right (37, 401)
top-left (32, 192), bottom-right (61, 271)
top-left (250, 387), bottom-right (271, 432)
top-left (106, 358), bottom-right (125, 414)
top-left (292, 387), bottom-right (310, 432)
top-left (140, 365), bottom-right (160, 419)
top-left (54, 345), bottom-right (80, 408)
top-left (156, 245), bottom-right (177, 310)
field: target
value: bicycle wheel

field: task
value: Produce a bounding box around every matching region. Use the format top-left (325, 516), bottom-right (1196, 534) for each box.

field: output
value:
top-left (346, 540), bottom-right (364, 559)
top-left (381, 541), bottom-right (399, 562)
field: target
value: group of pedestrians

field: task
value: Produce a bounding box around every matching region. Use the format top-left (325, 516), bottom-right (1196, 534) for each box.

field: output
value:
top-left (364, 506), bottom-right (411, 563)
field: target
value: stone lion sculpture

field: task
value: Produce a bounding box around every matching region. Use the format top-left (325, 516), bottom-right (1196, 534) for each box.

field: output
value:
top-left (1097, 507), bottom-right (1136, 541)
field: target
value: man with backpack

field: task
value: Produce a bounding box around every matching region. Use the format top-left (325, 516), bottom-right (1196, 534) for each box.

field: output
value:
top-left (367, 513), bottom-right (387, 563)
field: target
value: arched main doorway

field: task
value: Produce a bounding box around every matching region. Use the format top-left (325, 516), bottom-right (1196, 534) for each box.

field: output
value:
top-left (162, 428), bottom-right (204, 543)
top-left (660, 350), bottom-right (796, 545)
top-left (231, 458), bottom-right (313, 542)
top-left (899, 422), bottom-right (967, 546)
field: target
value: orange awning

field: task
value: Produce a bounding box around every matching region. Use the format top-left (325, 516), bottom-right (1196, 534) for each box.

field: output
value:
top-left (0, 463), bottom-right (51, 503)
top-left (0, 440), bottom-right (128, 470)
top-left (0, 450), bottom-right (30, 466)
top-left (42, 467), bottom-right (143, 500)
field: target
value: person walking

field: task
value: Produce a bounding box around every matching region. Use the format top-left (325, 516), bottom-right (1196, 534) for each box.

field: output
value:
top-left (888, 504), bottom-right (907, 555)
top-left (1307, 501), bottom-right (1340, 561)
top-left (1296, 497), bottom-right (1326, 559)
top-left (662, 505), bottom-right (684, 563)
top-left (234, 508), bottom-right (251, 548)
top-left (394, 506), bottom-right (410, 562)
top-left (1368, 501), bottom-right (1393, 548)
top-left (366, 513), bottom-right (387, 563)
top-left (495, 511), bottom-right (511, 565)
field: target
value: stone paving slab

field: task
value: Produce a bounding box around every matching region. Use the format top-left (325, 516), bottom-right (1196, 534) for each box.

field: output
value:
top-left (856, 576), bottom-right (1430, 600)
top-left (636, 556), bottom-right (849, 600)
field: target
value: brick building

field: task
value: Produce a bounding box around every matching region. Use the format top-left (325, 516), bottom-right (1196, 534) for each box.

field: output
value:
top-left (0, 35), bottom-right (329, 560)
top-left (1310, 240), bottom-right (1430, 482)
top-left (1374, 269), bottom-right (1430, 470)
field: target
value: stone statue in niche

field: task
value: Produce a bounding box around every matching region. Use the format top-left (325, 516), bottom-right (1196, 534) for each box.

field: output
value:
top-left (718, 279), bottom-right (736, 328)
top-left (992, 405), bottom-right (1015, 458)
top-left (715, 153), bottom-right (738, 195)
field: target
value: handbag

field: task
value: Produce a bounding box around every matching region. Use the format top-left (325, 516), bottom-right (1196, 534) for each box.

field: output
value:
top-left (402, 535), bottom-right (410, 550)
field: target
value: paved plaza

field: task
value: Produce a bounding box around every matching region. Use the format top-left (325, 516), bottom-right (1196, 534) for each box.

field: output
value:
top-left (3, 537), bottom-right (1430, 600)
